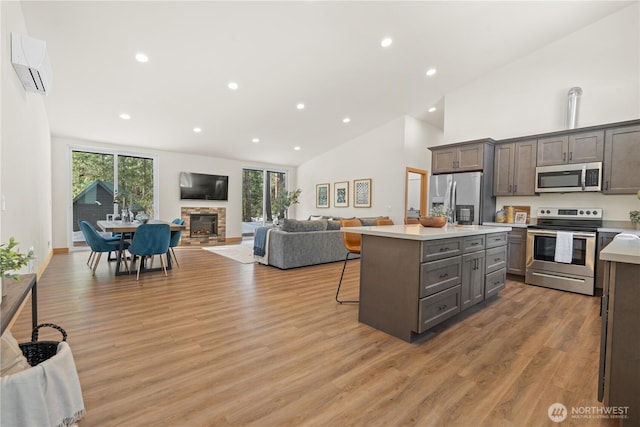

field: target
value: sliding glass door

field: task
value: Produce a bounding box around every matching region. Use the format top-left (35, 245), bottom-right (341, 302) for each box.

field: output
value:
top-left (71, 148), bottom-right (157, 248)
top-left (242, 168), bottom-right (287, 236)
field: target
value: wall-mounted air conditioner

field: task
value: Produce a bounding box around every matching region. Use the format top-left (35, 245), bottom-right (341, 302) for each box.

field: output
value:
top-left (11, 32), bottom-right (52, 95)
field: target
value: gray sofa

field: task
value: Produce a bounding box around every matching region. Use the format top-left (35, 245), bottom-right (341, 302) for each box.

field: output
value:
top-left (259, 216), bottom-right (388, 270)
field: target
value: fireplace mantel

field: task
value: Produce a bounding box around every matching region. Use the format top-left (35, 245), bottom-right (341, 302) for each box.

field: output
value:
top-left (180, 207), bottom-right (226, 246)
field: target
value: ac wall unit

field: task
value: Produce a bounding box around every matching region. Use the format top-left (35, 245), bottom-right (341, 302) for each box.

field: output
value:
top-left (11, 32), bottom-right (52, 94)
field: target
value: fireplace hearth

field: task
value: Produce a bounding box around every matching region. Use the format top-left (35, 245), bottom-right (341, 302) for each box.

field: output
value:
top-left (190, 214), bottom-right (218, 238)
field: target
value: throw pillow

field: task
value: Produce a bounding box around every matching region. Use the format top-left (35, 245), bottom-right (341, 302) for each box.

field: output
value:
top-left (282, 218), bottom-right (328, 232)
top-left (1, 330), bottom-right (31, 376)
top-left (309, 215), bottom-right (323, 221)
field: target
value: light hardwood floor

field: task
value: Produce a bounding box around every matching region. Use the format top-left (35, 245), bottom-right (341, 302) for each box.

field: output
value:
top-left (10, 248), bottom-right (619, 427)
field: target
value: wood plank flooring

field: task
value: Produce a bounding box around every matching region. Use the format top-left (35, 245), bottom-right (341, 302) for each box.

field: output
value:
top-left (8, 247), bottom-right (620, 427)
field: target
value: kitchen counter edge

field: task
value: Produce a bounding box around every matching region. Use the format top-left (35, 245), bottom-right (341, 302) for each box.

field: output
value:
top-left (345, 224), bottom-right (512, 241)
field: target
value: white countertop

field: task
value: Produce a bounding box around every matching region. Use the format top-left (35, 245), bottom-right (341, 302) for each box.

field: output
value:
top-left (483, 221), bottom-right (528, 228)
top-left (345, 224), bottom-right (512, 241)
top-left (600, 235), bottom-right (640, 265)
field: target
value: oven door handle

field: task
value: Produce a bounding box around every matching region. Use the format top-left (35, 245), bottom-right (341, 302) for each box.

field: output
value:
top-left (527, 229), bottom-right (596, 238)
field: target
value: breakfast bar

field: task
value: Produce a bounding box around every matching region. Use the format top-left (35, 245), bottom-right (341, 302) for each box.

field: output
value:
top-left (347, 224), bottom-right (512, 342)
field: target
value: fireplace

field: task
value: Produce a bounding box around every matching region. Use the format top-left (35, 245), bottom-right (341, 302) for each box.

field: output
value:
top-left (190, 214), bottom-right (218, 238)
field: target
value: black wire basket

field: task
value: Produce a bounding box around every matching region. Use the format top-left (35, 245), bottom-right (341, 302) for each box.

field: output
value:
top-left (18, 323), bottom-right (68, 367)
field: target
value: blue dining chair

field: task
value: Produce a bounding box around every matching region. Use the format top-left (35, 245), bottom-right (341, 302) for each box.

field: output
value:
top-left (169, 218), bottom-right (185, 267)
top-left (78, 220), bottom-right (120, 268)
top-left (128, 223), bottom-right (171, 280)
top-left (79, 220), bottom-right (130, 276)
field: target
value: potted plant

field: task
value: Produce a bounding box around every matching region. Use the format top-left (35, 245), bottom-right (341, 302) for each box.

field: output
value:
top-left (420, 205), bottom-right (449, 227)
top-left (0, 237), bottom-right (35, 297)
top-left (631, 190), bottom-right (640, 229)
top-left (273, 188), bottom-right (302, 221)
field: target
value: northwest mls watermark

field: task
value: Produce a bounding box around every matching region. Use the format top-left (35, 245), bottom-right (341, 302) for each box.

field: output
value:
top-left (548, 402), bottom-right (630, 423)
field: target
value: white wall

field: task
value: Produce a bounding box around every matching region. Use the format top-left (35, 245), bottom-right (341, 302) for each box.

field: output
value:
top-left (441, 3), bottom-right (640, 221)
top-left (50, 136), bottom-right (296, 249)
top-left (1, 2), bottom-right (52, 272)
top-left (296, 116), bottom-right (442, 224)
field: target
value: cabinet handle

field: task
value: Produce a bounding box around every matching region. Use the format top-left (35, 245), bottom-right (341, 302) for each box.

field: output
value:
top-left (563, 152), bottom-right (566, 162)
top-left (569, 151), bottom-right (572, 161)
top-left (439, 273), bottom-right (449, 279)
top-left (494, 257), bottom-right (501, 262)
top-left (514, 184), bottom-right (517, 193)
top-left (471, 242), bottom-right (479, 246)
top-left (439, 247), bottom-right (449, 252)
top-left (494, 281), bottom-right (501, 286)
top-left (605, 181), bottom-right (609, 190)
top-left (439, 304), bottom-right (448, 311)
top-left (509, 184), bottom-right (512, 193)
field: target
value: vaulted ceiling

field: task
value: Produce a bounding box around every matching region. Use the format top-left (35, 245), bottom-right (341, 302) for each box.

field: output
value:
top-left (19, 1), bottom-right (631, 166)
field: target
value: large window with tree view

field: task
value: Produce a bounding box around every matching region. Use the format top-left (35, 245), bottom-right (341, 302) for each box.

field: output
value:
top-left (71, 149), bottom-right (156, 247)
top-left (242, 168), bottom-right (289, 236)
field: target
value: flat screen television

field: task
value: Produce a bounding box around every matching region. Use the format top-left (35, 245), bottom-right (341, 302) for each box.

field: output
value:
top-left (179, 172), bottom-right (229, 201)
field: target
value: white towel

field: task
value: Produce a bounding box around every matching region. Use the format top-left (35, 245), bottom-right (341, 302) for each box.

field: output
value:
top-left (1, 342), bottom-right (85, 427)
top-left (554, 231), bottom-right (574, 264)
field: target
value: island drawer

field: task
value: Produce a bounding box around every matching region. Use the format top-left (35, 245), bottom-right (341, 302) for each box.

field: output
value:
top-left (485, 245), bottom-right (507, 274)
top-left (418, 285), bottom-right (461, 332)
top-left (485, 268), bottom-right (506, 299)
top-left (485, 232), bottom-right (508, 249)
top-left (420, 256), bottom-right (462, 298)
top-left (422, 238), bottom-right (463, 262)
top-left (463, 235), bottom-right (485, 253)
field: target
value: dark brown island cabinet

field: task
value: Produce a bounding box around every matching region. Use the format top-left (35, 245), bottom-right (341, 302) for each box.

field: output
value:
top-left (355, 225), bottom-right (509, 343)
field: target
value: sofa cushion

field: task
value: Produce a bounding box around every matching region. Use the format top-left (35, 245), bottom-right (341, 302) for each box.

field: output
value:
top-left (359, 216), bottom-right (389, 226)
top-left (327, 220), bottom-right (341, 230)
top-left (282, 218), bottom-right (328, 232)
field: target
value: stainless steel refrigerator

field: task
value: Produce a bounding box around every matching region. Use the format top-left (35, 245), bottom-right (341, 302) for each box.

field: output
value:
top-left (428, 171), bottom-right (495, 225)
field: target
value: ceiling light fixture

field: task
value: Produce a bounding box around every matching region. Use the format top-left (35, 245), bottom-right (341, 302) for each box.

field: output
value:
top-left (343, 117), bottom-right (351, 124)
top-left (426, 68), bottom-right (437, 77)
top-left (193, 127), bottom-right (202, 133)
top-left (135, 53), bottom-right (149, 63)
top-left (119, 113), bottom-right (131, 120)
top-left (428, 107), bottom-right (437, 113)
top-left (294, 146), bottom-right (301, 151)
top-left (296, 103), bottom-right (305, 110)
top-left (252, 138), bottom-right (260, 143)
top-left (380, 37), bottom-right (393, 48)
top-left (228, 81), bottom-right (239, 90)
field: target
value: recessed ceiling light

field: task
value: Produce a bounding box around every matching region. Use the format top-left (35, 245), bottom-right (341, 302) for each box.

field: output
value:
top-left (296, 103), bottom-right (305, 110)
top-left (294, 146), bottom-right (301, 151)
top-left (119, 113), bottom-right (131, 120)
top-left (426, 68), bottom-right (437, 77)
top-left (380, 37), bottom-right (393, 48)
top-left (252, 138), bottom-right (260, 143)
top-left (228, 81), bottom-right (239, 90)
top-left (428, 107), bottom-right (437, 113)
top-left (343, 117), bottom-right (351, 124)
top-left (193, 127), bottom-right (202, 133)
top-left (135, 53), bottom-right (149, 63)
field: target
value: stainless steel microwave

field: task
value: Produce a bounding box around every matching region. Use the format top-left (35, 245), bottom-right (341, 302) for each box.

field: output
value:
top-left (535, 162), bottom-right (602, 193)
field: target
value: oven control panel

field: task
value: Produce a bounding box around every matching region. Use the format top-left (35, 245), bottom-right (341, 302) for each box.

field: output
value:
top-left (537, 207), bottom-right (602, 219)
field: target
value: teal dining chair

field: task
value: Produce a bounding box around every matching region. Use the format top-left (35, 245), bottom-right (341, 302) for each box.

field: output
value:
top-left (79, 220), bottom-right (130, 276)
top-left (128, 223), bottom-right (171, 280)
top-left (78, 220), bottom-right (120, 268)
top-left (169, 218), bottom-right (185, 267)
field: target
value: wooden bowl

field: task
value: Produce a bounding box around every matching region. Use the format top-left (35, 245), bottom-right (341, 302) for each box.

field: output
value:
top-left (419, 216), bottom-right (447, 227)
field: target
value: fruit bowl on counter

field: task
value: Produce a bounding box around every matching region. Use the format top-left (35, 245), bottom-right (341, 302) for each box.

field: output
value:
top-left (419, 216), bottom-right (447, 227)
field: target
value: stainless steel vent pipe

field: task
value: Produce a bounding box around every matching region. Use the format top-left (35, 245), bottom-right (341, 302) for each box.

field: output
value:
top-left (566, 87), bottom-right (583, 129)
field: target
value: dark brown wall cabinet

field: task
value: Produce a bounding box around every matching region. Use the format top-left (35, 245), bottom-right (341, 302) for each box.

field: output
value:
top-left (493, 140), bottom-right (537, 196)
top-left (430, 139), bottom-right (494, 175)
top-left (603, 125), bottom-right (640, 194)
top-left (536, 131), bottom-right (603, 166)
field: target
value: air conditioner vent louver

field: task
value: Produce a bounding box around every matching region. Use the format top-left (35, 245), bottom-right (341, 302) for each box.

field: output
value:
top-left (11, 32), bottom-right (52, 95)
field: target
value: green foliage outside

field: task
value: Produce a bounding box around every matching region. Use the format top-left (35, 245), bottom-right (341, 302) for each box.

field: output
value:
top-left (242, 169), bottom-right (294, 222)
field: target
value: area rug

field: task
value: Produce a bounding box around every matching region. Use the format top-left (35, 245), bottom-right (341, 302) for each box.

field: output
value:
top-left (202, 242), bottom-right (255, 264)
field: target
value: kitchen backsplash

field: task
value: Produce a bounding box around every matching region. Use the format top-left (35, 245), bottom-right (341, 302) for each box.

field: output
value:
top-left (496, 193), bottom-right (638, 221)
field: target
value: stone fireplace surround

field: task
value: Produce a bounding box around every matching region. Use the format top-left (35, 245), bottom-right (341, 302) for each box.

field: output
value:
top-left (180, 207), bottom-right (226, 246)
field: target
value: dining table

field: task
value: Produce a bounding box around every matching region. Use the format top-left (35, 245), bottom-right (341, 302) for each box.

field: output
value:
top-left (97, 219), bottom-right (185, 276)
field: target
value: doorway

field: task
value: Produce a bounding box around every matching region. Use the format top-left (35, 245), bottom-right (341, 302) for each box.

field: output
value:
top-left (405, 167), bottom-right (428, 223)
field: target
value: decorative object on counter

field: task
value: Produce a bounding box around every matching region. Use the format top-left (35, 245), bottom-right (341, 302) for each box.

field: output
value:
top-left (506, 205), bottom-right (515, 224)
top-left (514, 212), bottom-right (528, 224)
top-left (0, 237), bottom-right (35, 297)
top-left (631, 190), bottom-right (640, 229)
top-left (495, 209), bottom-right (506, 223)
top-left (135, 213), bottom-right (150, 224)
top-left (420, 205), bottom-right (448, 227)
top-left (503, 205), bottom-right (530, 224)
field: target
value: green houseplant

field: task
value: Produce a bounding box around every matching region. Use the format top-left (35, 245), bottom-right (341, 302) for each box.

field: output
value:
top-left (630, 190), bottom-right (640, 229)
top-left (0, 237), bottom-right (34, 297)
top-left (273, 188), bottom-right (302, 220)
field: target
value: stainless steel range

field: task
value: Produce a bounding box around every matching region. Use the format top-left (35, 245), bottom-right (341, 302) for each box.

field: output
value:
top-left (525, 207), bottom-right (602, 296)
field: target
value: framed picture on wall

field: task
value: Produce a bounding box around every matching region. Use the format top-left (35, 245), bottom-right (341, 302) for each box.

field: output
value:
top-left (334, 181), bottom-right (349, 208)
top-left (316, 183), bottom-right (330, 208)
top-left (353, 178), bottom-right (372, 208)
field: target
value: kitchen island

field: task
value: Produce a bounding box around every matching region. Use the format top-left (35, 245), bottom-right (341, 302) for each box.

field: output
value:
top-left (347, 224), bottom-right (512, 342)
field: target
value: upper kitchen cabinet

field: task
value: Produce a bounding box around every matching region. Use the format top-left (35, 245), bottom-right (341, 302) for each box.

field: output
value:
top-left (536, 131), bottom-right (604, 166)
top-left (603, 125), bottom-right (640, 194)
top-left (430, 139), bottom-right (495, 175)
top-left (493, 140), bottom-right (537, 196)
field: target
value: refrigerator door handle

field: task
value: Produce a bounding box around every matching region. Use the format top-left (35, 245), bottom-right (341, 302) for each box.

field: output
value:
top-left (451, 180), bottom-right (457, 223)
